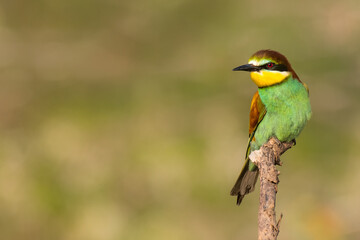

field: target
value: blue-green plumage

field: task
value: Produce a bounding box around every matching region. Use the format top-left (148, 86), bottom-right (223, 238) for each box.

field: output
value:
top-left (248, 76), bottom-right (311, 170)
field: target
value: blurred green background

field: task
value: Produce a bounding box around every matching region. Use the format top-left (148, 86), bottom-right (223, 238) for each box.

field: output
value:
top-left (0, 0), bottom-right (359, 239)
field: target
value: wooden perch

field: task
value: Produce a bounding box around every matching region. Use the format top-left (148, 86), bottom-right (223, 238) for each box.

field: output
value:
top-left (249, 137), bottom-right (295, 240)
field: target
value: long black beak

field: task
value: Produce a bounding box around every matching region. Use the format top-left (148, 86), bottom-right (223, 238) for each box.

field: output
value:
top-left (233, 64), bottom-right (260, 72)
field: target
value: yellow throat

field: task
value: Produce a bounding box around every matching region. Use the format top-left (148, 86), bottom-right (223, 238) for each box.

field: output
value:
top-left (250, 71), bottom-right (290, 87)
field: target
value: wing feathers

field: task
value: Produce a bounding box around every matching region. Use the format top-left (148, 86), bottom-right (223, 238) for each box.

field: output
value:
top-left (248, 91), bottom-right (266, 138)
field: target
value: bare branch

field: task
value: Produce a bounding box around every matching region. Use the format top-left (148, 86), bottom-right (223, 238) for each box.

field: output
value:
top-left (249, 137), bottom-right (295, 240)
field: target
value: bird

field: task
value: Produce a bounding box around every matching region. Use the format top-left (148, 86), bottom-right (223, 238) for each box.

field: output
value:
top-left (230, 49), bottom-right (312, 205)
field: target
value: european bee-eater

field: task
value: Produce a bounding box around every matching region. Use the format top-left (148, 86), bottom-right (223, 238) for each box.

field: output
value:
top-left (231, 49), bottom-right (312, 205)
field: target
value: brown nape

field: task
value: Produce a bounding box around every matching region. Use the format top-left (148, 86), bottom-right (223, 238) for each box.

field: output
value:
top-left (251, 49), bottom-right (302, 82)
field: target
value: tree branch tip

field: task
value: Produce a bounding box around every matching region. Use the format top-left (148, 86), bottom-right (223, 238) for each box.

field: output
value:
top-left (276, 213), bottom-right (284, 230)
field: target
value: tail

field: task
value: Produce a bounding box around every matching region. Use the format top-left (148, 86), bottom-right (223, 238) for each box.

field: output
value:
top-left (230, 158), bottom-right (259, 205)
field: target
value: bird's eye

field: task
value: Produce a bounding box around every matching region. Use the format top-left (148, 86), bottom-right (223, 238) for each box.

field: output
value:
top-left (266, 62), bottom-right (274, 68)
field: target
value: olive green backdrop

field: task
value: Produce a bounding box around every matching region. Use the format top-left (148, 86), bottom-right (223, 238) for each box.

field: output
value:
top-left (0, 0), bottom-right (359, 239)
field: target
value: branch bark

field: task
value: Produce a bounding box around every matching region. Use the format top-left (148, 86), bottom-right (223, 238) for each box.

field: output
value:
top-left (249, 137), bottom-right (295, 240)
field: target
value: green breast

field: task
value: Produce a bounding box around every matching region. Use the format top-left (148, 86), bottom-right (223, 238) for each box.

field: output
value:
top-left (251, 76), bottom-right (312, 150)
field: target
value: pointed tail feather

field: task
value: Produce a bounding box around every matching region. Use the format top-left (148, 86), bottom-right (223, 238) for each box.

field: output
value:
top-left (230, 159), bottom-right (259, 205)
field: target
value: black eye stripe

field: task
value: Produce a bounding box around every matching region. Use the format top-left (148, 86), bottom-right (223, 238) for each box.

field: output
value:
top-left (273, 64), bottom-right (288, 71)
top-left (260, 63), bottom-right (288, 71)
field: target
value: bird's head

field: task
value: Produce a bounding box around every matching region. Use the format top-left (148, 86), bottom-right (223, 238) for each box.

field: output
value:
top-left (233, 49), bottom-right (299, 88)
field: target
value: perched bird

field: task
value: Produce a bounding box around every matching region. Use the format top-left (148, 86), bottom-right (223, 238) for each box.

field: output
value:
top-left (231, 50), bottom-right (312, 205)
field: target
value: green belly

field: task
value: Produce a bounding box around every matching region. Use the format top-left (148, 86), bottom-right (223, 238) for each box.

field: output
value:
top-left (251, 77), bottom-right (312, 151)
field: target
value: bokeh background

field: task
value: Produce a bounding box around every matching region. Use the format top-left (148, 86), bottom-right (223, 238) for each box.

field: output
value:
top-left (0, 0), bottom-right (359, 239)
